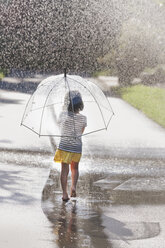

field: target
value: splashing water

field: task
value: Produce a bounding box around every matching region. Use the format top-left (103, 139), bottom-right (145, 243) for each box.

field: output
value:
top-left (1, 0), bottom-right (165, 78)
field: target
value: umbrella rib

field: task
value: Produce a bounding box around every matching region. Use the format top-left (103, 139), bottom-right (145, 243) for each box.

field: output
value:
top-left (68, 76), bottom-right (114, 112)
top-left (28, 101), bottom-right (63, 112)
top-left (67, 76), bottom-right (107, 129)
top-left (106, 112), bottom-right (115, 129)
top-left (82, 128), bottom-right (107, 136)
top-left (36, 75), bottom-right (63, 90)
top-left (37, 128), bottom-right (108, 137)
top-left (65, 76), bottom-right (77, 137)
top-left (105, 96), bottom-right (114, 113)
top-left (82, 78), bottom-right (115, 127)
top-left (88, 79), bottom-right (115, 113)
top-left (21, 90), bottom-right (35, 125)
top-left (29, 99), bottom-right (95, 112)
top-left (34, 77), bottom-right (64, 98)
top-left (39, 77), bottom-right (65, 136)
top-left (22, 77), bottom-right (64, 125)
top-left (21, 123), bottom-right (40, 136)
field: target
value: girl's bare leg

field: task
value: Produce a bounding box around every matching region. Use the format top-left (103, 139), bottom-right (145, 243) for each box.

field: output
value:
top-left (70, 162), bottom-right (79, 197)
top-left (61, 163), bottom-right (69, 200)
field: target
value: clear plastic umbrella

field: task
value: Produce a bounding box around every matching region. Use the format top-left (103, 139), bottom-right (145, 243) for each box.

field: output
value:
top-left (21, 73), bottom-right (114, 137)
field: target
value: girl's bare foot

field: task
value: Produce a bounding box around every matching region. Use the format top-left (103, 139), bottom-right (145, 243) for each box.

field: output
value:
top-left (62, 197), bottom-right (69, 202)
top-left (70, 189), bottom-right (76, 197)
top-left (62, 193), bottom-right (69, 201)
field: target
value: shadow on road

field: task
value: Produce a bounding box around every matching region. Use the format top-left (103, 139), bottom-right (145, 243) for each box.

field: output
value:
top-left (0, 96), bottom-right (23, 105)
top-left (0, 168), bottom-right (37, 205)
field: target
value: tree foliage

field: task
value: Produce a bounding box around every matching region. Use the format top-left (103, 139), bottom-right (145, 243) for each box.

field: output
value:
top-left (116, 19), bottom-right (161, 84)
top-left (98, 0), bottom-right (165, 84)
top-left (0, 0), bottom-right (122, 74)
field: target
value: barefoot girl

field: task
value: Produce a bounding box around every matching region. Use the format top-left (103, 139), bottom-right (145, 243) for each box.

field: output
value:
top-left (54, 91), bottom-right (87, 201)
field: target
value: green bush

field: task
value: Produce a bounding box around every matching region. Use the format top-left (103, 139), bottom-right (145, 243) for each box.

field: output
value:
top-left (140, 65), bottom-right (165, 85)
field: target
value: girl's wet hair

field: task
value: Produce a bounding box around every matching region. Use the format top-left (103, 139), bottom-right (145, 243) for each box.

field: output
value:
top-left (64, 91), bottom-right (84, 112)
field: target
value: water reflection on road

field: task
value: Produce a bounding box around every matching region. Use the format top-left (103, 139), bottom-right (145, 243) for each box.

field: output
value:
top-left (41, 157), bottom-right (164, 247)
top-left (42, 170), bottom-right (112, 248)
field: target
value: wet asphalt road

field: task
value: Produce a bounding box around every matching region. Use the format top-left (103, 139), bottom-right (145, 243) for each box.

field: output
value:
top-left (0, 79), bottom-right (165, 247)
top-left (43, 157), bottom-right (165, 248)
top-left (1, 155), bottom-right (165, 248)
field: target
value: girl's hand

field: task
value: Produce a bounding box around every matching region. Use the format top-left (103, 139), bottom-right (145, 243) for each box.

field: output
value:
top-left (82, 127), bottom-right (85, 134)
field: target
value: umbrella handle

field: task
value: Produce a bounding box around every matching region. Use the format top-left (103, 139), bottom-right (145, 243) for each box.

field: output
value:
top-left (64, 68), bottom-right (67, 78)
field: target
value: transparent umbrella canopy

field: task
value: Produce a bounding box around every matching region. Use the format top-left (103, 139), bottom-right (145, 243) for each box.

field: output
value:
top-left (21, 74), bottom-right (114, 137)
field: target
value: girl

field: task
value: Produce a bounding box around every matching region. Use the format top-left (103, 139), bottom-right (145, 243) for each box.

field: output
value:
top-left (54, 91), bottom-right (87, 201)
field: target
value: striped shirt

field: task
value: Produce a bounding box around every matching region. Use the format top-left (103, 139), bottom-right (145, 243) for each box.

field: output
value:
top-left (58, 111), bottom-right (87, 153)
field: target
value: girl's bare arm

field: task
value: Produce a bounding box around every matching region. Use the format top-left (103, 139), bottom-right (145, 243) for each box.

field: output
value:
top-left (82, 127), bottom-right (85, 134)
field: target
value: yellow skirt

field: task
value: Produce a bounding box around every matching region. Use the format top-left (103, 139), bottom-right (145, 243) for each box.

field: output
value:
top-left (54, 149), bottom-right (82, 164)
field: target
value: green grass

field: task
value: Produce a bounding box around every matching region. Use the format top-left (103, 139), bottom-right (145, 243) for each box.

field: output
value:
top-left (118, 84), bottom-right (165, 128)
